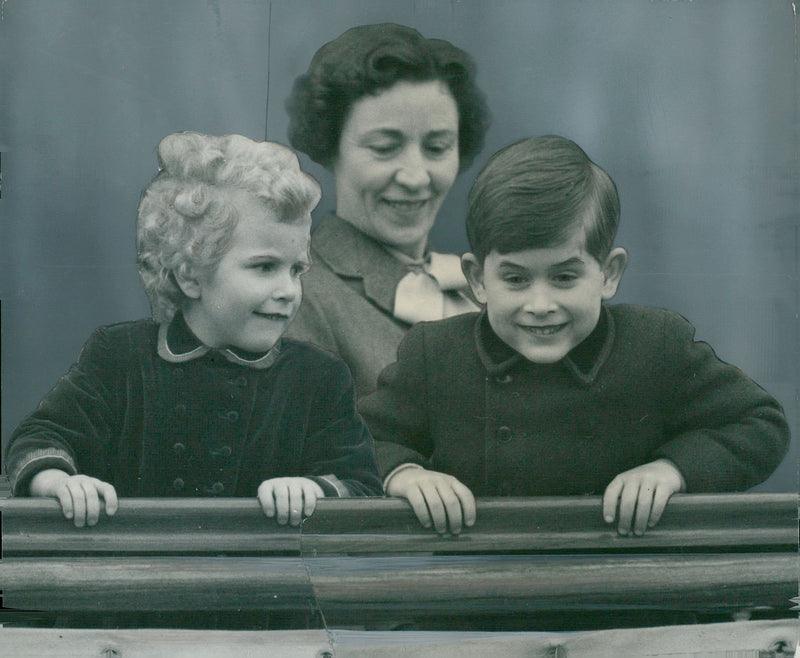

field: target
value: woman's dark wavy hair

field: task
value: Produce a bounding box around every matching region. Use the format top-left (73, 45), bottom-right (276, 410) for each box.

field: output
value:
top-left (286, 23), bottom-right (490, 172)
top-left (467, 136), bottom-right (620, 264)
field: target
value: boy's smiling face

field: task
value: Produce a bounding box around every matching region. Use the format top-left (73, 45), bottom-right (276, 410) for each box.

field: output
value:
top-left (463, 230), bottom-right (627, 364)
top-left (180, 190), bottom-right (311, 354)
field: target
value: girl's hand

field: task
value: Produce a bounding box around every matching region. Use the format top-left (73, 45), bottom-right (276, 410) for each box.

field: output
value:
top-left (602, 459), bottom-right (686, 536)
top-left (386, 466), bottom-right (476, 535)
top-left (257, 477), bottom-right (325, 526)
top-left (29, 469), bottom-right (118, 527)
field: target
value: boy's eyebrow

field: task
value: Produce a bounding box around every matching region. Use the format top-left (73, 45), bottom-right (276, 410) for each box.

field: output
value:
top-left (549, 257), bottom-right (586, 269)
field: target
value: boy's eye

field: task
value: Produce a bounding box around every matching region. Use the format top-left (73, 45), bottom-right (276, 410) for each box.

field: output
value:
top-left (501, 273), bottom-right (528, 286)
top-left (552, 272), bottom-right (580, 284)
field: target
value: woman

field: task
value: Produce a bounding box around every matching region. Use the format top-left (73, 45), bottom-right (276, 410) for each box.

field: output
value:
top-left (285, 23), bottom-right (490, 396)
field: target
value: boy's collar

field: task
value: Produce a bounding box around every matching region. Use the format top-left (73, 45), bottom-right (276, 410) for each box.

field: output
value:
top-left (157, 312), bottom-right (280, 370)
top-left (473, 307), bottom-right (615, 385)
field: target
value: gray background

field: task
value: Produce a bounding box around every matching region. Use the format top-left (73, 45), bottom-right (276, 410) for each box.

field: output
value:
top-left (1, 0), bottom-right (796, 492)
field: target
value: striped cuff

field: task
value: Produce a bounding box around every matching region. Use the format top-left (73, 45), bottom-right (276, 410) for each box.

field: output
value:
top-left (10, 448), bottom-right (76, 496)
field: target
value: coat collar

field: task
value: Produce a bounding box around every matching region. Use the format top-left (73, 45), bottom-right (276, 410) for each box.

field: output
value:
top-left (310, 214), bottom-right (415, 315)
top-left (473, 306), bottom-right (615, 385)
top-left (157, 312), bottom-right (280, 369)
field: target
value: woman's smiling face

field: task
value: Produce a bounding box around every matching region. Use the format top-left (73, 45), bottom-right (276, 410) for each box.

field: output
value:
top-left (333, 80), bottom-right (460, 259)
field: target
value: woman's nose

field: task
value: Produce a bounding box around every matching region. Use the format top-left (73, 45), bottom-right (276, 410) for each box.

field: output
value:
top-left (394, 146), bottom-right (431, 189)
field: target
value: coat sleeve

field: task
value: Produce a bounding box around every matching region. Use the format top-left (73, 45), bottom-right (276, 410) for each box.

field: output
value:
top-left (357, 323), bottom-right (435, 478)
top-left (5, 326), bottom-right (125, 496)
top-left (301, 356), bottom-right (383, 497)
top-left (654, 312), bottom-right (790, 492)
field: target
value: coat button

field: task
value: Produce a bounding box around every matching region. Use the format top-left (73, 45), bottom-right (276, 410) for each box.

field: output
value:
top-left (172, 477), bottom-right (185, 491)
top-left (211, 481), bottom-right (225, 494)
top-left (210, 445), bottom-right (232, 458)
top-left (226, 410), bottom-right (239, 422)
top-left (497, 426), bottom-right (513, 443)
top-left (495, 374), bottom-right (513, 384)
top-left (173, 442), bottom-right (186, 454)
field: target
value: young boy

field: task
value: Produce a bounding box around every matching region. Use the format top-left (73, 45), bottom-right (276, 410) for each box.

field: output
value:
top-left (5, 132), bottom-right (382, 527)
top-left (360, 135), bottom-right (790, 537)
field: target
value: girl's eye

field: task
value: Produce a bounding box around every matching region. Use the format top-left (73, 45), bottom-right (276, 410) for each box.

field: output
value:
top-left (291, 264), bottom-right (309, 277)
top-left (252, 262), bottom-right (276, 273)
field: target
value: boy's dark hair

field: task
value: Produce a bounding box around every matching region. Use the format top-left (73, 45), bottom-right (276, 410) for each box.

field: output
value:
top-left (286, 23), bottom-right (490, 172)
top-left (466, 135), bottom-right (620, 263)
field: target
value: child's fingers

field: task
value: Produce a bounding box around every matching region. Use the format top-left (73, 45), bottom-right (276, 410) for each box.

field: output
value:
top-left (418, 482), bottom-right (449, 534)
top-left (65, 478), bottom-right (88, 527)
top-left (301, 481), bottom-right (324, 517)
top-left (286, 480), bottom-right (306, 526)
top-left (81, 479), bottom-right (102, 527)
top-left (632, 484), bottom-right (655, 536)
top-left (55, 486), bottom-right (75, 522)
top-left (648, 483), bottom-right (676, 528)
top-left (602, 477), bottom-right (624, 524)
top-left (273, 483), bottom-right (292, 525)
top-left (403, 485), bottom-right (434, 529)
top-left (435, 482), bottom-right (466, 535)
top-left (616, 481), bottom-right (641, 535)
top-left (257, 482), bottom-right (277, 518)
top-left (98, 481), bottom-right (119, 517)
top-left (452, 481), bottom-right (477, 528)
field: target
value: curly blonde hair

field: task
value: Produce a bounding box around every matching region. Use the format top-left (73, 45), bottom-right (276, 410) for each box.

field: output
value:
top-left (136, 132), bottom-right (321, 323)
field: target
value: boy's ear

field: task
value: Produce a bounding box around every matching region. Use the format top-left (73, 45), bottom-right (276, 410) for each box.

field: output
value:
top-left (600, 247), bottom-right (628, 300)
top-left (461, 253), bottom-right (487, 304)
top-left (172, 265), bottom-right (202, 300)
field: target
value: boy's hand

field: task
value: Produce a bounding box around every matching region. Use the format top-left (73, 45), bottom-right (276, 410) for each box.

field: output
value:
top-left (29, 468), bottom-right (118, 528)
top-left (257, 477), bottom-right (325, 526)
top-left (602, 459), bottom-right (686, 536)
top-left (386, 467), bottom-right (476, 535)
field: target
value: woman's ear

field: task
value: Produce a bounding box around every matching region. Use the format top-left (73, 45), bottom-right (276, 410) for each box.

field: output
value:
top-left (172, 265), bottom-right (202, 300)
top-left (601, 247), bottom-right (628, 300)
top-left (461, 253), bottom-right (487, 304)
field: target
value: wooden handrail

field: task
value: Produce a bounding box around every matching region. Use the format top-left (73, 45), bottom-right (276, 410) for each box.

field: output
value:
top-left (1, 493), bottom-right (795, 623)
top-left (1, 493), bottom-right (796, 555)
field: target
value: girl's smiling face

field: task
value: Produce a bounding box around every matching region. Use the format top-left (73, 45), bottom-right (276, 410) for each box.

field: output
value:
top-left (333, 79), bottom-right (460, 260)
top-left (180, 189), bottom-right (311, 354)
top-left (463, 231), bottom-right (627, 364)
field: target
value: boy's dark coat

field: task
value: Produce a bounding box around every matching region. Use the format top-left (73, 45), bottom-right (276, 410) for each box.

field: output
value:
top-left (362, 305), bottom-right (789, 495)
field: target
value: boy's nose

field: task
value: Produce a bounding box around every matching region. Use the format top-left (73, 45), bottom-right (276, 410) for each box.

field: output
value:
top-left (523, 285), bottom-right (557, 315)
top-left (394, 147), bottom-right (431, 189)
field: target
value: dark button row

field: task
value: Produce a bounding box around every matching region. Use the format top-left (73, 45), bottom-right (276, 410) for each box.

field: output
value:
top-left (173, 442), bottom-right (232, 457)
top-left (172, 478), bottom-right (225, 494)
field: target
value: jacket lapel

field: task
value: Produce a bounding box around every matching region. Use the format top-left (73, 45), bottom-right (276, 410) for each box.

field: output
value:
top-left (310, 214), bottom-right (410, 316)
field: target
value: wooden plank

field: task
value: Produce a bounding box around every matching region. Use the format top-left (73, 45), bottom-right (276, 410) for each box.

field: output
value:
top-left (300, 493), bottom-right (799, 555)
top-left (0, 556), bottom-right (314, 612)
top-left (2, 493), bottom-right (796, 556)
top-left (0, 629), bottom-right (332, 658)
top-left (2, 552), bottom-right (792, 615)
top-left (308, 553), bottom-right (797, 615)
top-left (0, 620), bottom-right (795, 658)
top-left (1, 498), bottom-right (301, 555)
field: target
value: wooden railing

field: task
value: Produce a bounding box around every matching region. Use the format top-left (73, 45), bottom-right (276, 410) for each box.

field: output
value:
top-left (1, 493), bottom-right (797, 628)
